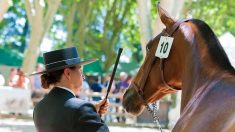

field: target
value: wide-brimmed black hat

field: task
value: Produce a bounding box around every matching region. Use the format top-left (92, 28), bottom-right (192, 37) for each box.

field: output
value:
top-left (31, 47), bottom-right (96, 75)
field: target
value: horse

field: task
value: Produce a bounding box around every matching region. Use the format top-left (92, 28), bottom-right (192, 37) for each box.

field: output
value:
top-left (122, 4), bottom-right (235, 132)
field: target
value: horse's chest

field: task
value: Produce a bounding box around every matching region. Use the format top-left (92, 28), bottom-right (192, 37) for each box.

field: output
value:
top-left (173, 84), bottom-right (235, 132)
top-left (172, 94), bottom-right (207, 132)
top-left (173, 102), bottom-right (234, 132)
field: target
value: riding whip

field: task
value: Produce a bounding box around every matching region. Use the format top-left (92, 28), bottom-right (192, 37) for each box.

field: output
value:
top-left (104, 48), bottom-right (123, 99)
top-left (99, 48), bottom-right (122, 116)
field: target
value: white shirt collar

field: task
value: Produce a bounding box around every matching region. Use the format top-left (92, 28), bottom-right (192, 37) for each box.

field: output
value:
top-left (56, 86), bottom-right (75, 96)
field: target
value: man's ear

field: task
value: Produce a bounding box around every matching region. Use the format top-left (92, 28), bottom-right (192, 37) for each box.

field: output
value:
top-left (64, 68), bottom-right (71, 80)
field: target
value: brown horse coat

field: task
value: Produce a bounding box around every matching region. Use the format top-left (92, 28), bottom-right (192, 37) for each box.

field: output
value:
top-left (122, 5), bottom-right (235, 132)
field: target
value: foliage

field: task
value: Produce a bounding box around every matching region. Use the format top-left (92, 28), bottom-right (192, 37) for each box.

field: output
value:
top-left (48, 0), bottom-right (142, 74)
top-left (0, 0), bottom-right (160, 75)
top-left (87, 0), bottom-right (141, 72)
top-left (151, 0), bottom-right (160, 23)
top-left (184, 0), bottom-right (235, 36)
top-left (0, 0), bottom-right (29, 53)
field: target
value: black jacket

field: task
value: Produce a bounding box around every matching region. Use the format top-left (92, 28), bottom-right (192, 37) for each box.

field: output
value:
top-left (33, 87), bottom-right (109, 132)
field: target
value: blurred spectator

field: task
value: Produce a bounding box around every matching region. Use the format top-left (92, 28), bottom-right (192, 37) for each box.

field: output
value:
top-left (78, 80), bottom-right (90, 100)
top-left (115, 72), bottom-right (129, 93)
top-left (114, 72), bottom-right (130, 123)
top-left (0, 72), bottom-right (5, 86)
top-left (12, 68), bottom-right (30, 89)
top-left (91, 78), bottom-right (103, 92)
top-left (7, 68), bottom-right (17, 86)
top-left (102, 74), bottom-right (116, 122)
top-left (30, 64), bottom-right (47, 100)
top-left (90, 78), bottom-right (103, 101)
top-left (102, 74), bottom-right (116, 94)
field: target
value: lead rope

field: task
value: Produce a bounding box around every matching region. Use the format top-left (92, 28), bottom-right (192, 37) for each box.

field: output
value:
top-left (140, 92), bottom-right (163, 132)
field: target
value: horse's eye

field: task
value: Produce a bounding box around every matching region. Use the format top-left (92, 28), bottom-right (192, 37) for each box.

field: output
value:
top-left (146, 39), bottom-right (153, 52)
top-left (146, 45), bottom-right (150, 52)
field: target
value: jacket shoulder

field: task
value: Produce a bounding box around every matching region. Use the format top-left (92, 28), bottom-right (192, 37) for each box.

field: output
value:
top-left (65, 98), bottom-right (93, 109)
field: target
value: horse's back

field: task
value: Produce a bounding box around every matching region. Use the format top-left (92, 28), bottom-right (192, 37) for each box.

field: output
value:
top-left (173, 76), bottom-right (235, 132)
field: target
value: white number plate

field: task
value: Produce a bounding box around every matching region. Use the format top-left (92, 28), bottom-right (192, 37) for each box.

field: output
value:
top-left (155, 36), bottom-right (174, 58)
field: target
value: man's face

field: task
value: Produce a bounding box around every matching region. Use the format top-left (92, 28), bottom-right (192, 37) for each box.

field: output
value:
top-left (69, 65), bottom-right (83, 93)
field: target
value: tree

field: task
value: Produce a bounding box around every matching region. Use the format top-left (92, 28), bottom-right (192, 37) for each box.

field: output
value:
top-left (184, 0), bottom-right (235, 36)
top-left (60, 0), bottom-right (138, 73)
top-left (95, 0), bottom-right (136, 72)
top-left (64, 0), bottom-right (97, 58)
top-left (22, 0), bottom-right (61, 74)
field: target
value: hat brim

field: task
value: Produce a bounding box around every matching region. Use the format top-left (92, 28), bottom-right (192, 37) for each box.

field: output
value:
top-left (29, 59), bottom-right (97, 76)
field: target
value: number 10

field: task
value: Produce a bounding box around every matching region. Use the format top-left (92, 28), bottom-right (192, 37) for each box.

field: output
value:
top-left (160, 42), bottom-right (168, 53)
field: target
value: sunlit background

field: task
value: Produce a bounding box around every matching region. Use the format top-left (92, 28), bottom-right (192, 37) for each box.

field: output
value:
top-left (0, 0), bottom-right (235, 131)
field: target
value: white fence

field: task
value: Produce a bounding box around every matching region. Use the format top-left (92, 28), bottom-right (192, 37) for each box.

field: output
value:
top-left (0, 86), bottom-right (31, 114)
top-left (0, 87), bottom-right (170, 126)
top-left (86, 92), bottom-right (137, 123)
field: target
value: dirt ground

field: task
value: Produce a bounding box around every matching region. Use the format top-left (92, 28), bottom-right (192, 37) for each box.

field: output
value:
top-left (0, 118), bottom-right (170, 132)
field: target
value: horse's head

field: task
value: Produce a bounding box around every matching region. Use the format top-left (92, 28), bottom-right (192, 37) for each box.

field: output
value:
top-left (123, 5), bottom-right (192, 115)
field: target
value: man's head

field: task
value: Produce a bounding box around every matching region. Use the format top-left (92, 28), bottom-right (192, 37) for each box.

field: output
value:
top-left (35, 47), bottom-right (96, 93)
top-left (120, 72), bottom-right (127, 81)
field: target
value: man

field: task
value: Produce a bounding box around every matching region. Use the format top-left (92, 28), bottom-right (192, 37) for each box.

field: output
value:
top-left (32, 47), bottom-right (109, 132)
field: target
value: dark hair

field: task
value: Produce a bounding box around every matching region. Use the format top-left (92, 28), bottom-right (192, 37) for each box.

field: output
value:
top-left (41, 66), bottom-right (76, 89)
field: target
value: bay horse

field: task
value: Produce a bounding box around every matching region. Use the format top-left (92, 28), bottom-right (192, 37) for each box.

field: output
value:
top-left (122, 5), bottom-right (235, 132)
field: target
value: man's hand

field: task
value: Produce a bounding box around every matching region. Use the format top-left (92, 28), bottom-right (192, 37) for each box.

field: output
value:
top-left (95, 99), bottom-right (109, 116)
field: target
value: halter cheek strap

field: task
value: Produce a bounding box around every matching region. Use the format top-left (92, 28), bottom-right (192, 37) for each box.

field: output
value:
top-left (158, 19), bottom-right (191, 93)
top-left (159, 59), bottom-right (180, 93)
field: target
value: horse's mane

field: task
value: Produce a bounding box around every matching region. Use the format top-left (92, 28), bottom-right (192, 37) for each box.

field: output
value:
top-left (191, 19), bottom-right (235, 75)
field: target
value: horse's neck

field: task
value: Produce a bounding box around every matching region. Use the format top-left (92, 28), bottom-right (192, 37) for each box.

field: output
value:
top-left (180, 40), bottom-right (224, 113)
top-left (174, 20), bottom-right (235, 121)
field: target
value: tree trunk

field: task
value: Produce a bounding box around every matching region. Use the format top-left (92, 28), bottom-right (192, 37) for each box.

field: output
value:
top-left (22, 28), bottom-right (43, 74)
top-left (0, 0), bottom-right (11, 22)
top-left (22, 0), bottom-right (44, 74)
top-left (102, 1), bottom-right (133, 73)
top-left (75, 0), bottom-right (93, 58)
top-left (65, 2), bottom-right (77, 48)
top-left (136, 0), bottom-right (153, 58)
top-left (65, 0), bottom-right (94, 58)
top-left (22, 0), bottom-right (61, 74)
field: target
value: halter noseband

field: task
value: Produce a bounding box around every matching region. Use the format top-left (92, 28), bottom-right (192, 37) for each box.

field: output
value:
top-left (133, 18), bottom-right (191, 98)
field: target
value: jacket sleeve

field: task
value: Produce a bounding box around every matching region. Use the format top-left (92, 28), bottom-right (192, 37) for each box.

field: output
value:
top-left (73, 103), bottom-right (109, 132)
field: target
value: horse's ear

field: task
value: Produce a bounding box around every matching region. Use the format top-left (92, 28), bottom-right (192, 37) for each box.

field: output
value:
top-left (157, 3), bottom-right (175, 28)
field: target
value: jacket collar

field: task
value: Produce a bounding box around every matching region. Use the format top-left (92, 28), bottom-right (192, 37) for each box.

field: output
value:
top-left (56, 86), bottom-right (75, 96)
top-left (48, 87), bottom-right (76, 101)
